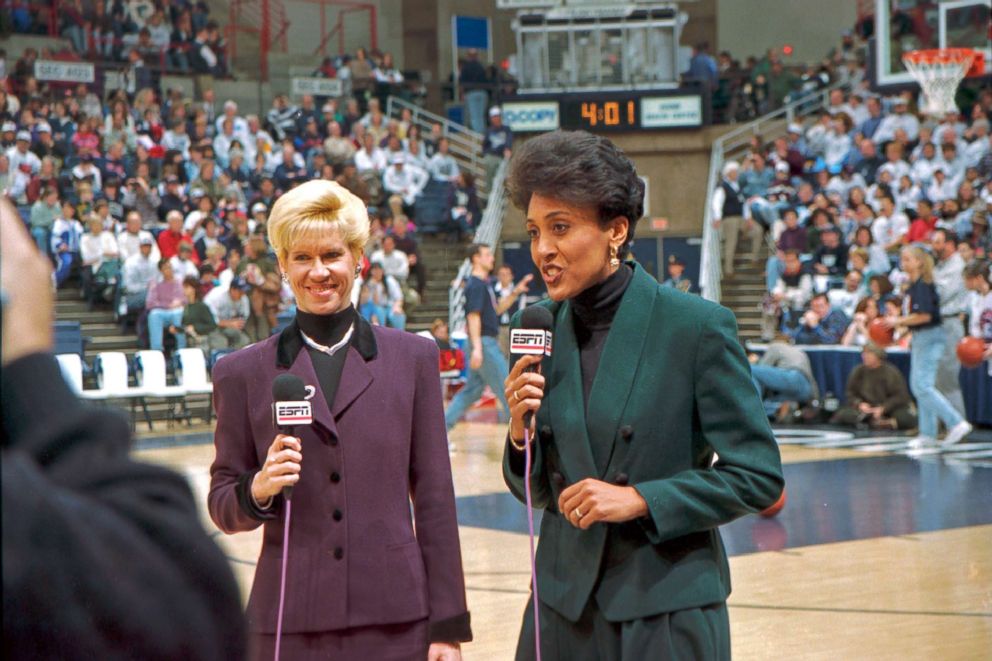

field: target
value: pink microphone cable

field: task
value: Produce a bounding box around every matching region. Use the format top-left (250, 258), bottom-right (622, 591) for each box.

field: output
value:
top-left (273, 500), bottom-right (292, 661)
top-left (524, 427), bottom-right (542, 661)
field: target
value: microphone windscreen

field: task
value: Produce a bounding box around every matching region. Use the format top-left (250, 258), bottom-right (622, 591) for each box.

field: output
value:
top-left (520, 305), bottom-right (554, 331)
top-left (272, 373), bottom-right (307, 402)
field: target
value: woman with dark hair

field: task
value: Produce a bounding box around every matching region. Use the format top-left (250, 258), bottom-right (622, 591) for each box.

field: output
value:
top-left (502, 130), bottom-right (783, 659)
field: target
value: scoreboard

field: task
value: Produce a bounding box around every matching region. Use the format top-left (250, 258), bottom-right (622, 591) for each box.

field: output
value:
top-left (502, 90), bottom-right (707, 133)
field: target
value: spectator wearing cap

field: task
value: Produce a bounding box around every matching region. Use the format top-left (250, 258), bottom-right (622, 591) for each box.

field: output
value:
top-left (1, 121), bottom-right (17, 149)
top-left (383, 152), bottom-right (428, 210)
top-left (482, 106), bottom-right (512, 191)
top-left (830, 343), bottom-right (916, 430)
top-left (121, 236), bottom-right (158, 319)
top-left (874, 96), bottom-right (919, 144)
top-left (158, 174), bottom-right (188, 220)
top-left (711, 160), bottom-right (763, 276)
top-left (118, 211), bottom-right (161, 263)
top-left (170, 241), bottom-right (201, 282)
top-left (30, 123), bottom-right (61, 162)
top-left (6, 130), bottom-right (40, 175)
top-left (29, 187), bottom-right (61, 255)
top-left (202, 275), bottom-right (252, 348)
top-left (72, 154), bottom-right (103, 193)
top-left (662, 254), bottom-right (692, 292)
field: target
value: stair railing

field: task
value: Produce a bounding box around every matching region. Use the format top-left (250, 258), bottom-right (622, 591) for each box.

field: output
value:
top-left (447, 158), bottom-right (510, 335)
top-left (699, 79), bottom-right (852, 303)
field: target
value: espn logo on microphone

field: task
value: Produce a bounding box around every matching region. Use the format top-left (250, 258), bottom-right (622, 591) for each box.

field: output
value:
top-left (274, 401), bottom-right (313, 426)
top-left (510, 329), bottom-right (553, 356)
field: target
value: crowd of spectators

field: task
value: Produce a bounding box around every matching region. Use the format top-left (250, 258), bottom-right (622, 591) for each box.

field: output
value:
top-left (0, 36), bottom-right (501, 357)
top-left (711, 40), bottom-right (992, 438)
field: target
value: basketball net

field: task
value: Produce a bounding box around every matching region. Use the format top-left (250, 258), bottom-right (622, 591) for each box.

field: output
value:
top-left (902, 49), bottom-right (979, 118)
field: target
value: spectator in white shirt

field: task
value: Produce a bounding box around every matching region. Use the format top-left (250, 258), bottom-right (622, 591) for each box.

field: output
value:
top-left (926, 167), bottom-right (957, 203)
top-left (121, 237), bottom-right (158, 313)
top-left (962, 121), bottom-right (989, 167)
top-left (6, 131), bottom-right (41, 175)
top-left (117, 211), bottom-right (161, 263)
top-left (204, 276), bottom-right (252, 348)
top-left (369, 235), bottom-right (409, 282)
top-left (873, 96), bottom-right (920, 144)
top-left (910, 141), bottom-right (939, 185)
top-left (354, 132), bottom-right (387, 174)
top-left (383, 153), bottom-right (429, 208)
top-left (871, 192), bottom-right (909, 252)
top-left (214, 100), bottom-right (249, 141)
top-left (427, 137), bottom-right (460, 182)
top-left (170, 242), bottom-right (200, 281)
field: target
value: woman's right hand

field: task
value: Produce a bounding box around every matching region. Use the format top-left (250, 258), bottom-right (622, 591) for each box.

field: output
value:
top-left (251, 434), bottom-right (303, 503)
top-left (504, 354), bottom-right (545, 443)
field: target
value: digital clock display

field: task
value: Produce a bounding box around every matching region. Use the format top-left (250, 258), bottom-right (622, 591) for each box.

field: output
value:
top-left (560, 96), bottom-right (641, 131)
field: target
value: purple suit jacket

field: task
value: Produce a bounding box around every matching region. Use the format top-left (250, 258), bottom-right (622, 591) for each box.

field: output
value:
top-left (208, 316), bottom-right (471, 642)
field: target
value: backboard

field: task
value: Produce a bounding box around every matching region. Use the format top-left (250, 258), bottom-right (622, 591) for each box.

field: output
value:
top-left (872, 0), bottom-right (991, 88)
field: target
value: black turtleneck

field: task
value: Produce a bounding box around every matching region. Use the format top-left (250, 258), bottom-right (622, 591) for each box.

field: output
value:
top-left (571, 264), bottom-right (633, 409)
top-left (296, 306), bottom-right (356, 411)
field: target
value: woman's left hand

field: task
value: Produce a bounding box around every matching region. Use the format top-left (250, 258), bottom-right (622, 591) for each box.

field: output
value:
top-left (559, 479), bottom-right (649, 530)
top-left (428, 642), bottom-right (461, 661)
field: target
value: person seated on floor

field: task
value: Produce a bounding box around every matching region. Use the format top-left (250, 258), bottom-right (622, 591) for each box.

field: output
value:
top-left (789, 292), bottom-right (850, 345)
top-left (748, 333), bottom-right (819, 421)
top-left (830, 343), bottom-right (917, 430)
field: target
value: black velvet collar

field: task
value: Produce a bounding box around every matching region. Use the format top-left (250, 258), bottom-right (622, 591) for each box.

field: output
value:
top-left (276, 309), bottom-right (377, 368)
top-left (571, 263), bottom-right (633, 330)
top-left (296, 306), bottom-right (355, 347)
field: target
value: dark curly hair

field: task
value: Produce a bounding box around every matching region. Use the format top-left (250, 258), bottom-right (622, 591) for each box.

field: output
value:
top-left (506, 131), bottom-right (644, 258)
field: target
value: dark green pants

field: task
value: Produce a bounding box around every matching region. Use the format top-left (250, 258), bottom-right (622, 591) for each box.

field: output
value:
top-left (515, 596), bottom-right (730, 661)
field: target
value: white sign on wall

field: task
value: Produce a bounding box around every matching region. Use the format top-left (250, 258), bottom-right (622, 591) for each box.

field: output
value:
top-left (501, 101), bottom-right (560, 132)
top-left (640, 96), bottom-right (702, 128)
top-left (34, 60), bottom-right (95, 84)
top-left (289, 77), bottom-right (343, 98)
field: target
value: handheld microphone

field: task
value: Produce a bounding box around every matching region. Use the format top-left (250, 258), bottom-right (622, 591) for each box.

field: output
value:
top-left (271, 373), bottom-right (312, 501)
top-left (510, 306), bottom-right (554, 429)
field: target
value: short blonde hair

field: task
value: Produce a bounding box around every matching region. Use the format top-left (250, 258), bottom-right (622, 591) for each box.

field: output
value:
top-left (267, 180), bottom-right (370, 262)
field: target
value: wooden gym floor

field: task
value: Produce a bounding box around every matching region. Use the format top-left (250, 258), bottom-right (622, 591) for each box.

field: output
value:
top-left (135, 418), bottom-right (992, 660)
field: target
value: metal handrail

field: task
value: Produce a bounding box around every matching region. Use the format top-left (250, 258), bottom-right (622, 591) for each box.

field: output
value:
top-left (699, 80), bottom-right (852, 302)
top-left (385, 96), bottom-right (486, 185)
top-left (447, 158), bottom-right (510, 335)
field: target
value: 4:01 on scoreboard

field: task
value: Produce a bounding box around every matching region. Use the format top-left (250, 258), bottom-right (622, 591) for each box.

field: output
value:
top-left (561, 97), bottom-right (640, 131)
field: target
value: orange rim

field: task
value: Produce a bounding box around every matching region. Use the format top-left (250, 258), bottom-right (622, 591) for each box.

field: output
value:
top-left (902, 48), bottom-right (979, 65)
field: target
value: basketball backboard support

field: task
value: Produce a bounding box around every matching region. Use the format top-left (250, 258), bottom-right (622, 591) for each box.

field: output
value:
top-left (872, 0), bottom-right (991, 88)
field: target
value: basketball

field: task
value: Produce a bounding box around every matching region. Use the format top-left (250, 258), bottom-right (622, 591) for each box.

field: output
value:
top-left (957, 336), bottom-right (987, 368)
top-left (868, 318), bottom-right (894, 346)
top-left (760, 488), bottom-right (787, 518)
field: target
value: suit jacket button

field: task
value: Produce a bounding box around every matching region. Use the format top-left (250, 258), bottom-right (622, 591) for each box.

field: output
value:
top-left (619, 425), bottom-right (634, 440)
top-left (540, 425), bottom-right (553, 438)
top-left (330, 472), bottom-right (341, 483)
top-left (333, 547), bottom-right (344, 560)
top-left (551, 471), bottom-right (564, 486)
top-left (333, 509), bottom-right (343, 521)
top-left (614, 473), bottom-right (629, 485)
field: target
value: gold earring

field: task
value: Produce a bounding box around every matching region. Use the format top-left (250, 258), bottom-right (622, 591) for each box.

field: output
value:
top-left (609, 245), bottom-right (620, 268)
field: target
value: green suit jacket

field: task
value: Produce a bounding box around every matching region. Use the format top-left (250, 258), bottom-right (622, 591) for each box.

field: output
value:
top-left (503, 263), bottom-right (784, 623)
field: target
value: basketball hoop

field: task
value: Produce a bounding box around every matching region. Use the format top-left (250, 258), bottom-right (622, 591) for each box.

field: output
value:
top-left (902, 48), bottom-right (984, 118)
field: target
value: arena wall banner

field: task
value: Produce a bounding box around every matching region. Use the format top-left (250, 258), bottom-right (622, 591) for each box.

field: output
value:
top-left (501, 101), bottom-right (560, 132)
top-left (34, 60), bottom-right (95, 84)
top-left (640, 95), bottom-right (703, 128)
top-left (289, 77), bottom-right (343, 98)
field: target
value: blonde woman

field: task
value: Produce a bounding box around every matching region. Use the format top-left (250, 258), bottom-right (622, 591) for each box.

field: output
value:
top-left (883, 246), bottom-right (972, 447)
top-left (208, 180), bottom-right (470, 660)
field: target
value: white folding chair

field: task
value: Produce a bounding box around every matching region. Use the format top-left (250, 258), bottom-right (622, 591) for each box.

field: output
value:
top-left (175, 348), bottom-right (214, 422)
top-left (55, 353), bottom-right (84, 394)
top-left (89, 352), bottom-right (151, 429)
top-left (134, 350), bottom-right (189, 428)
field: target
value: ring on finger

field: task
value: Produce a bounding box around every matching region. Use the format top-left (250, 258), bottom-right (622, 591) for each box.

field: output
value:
top-left (513, 390), bottom-right (521, 402)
